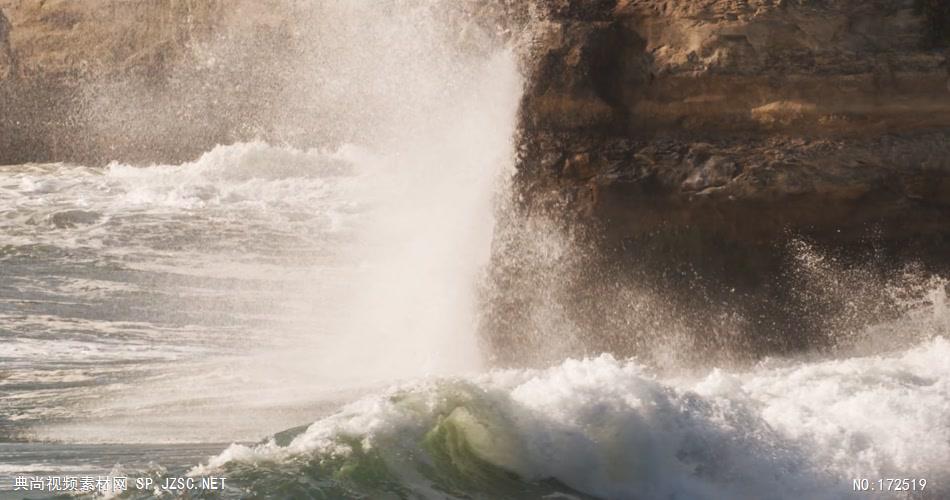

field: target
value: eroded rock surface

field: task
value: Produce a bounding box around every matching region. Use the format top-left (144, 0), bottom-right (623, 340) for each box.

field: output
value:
top-left (484, 0), bottom-right (950, 365)
top-left (0, 0), bottom-right (317, 165)
top-left (518, 0), bottom-right (950, 246)
top-left (0, 0), bottom-right (530, 166)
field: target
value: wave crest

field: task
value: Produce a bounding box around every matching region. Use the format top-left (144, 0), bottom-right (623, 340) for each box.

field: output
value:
top-left (188, 337), bottom-right (950, 499)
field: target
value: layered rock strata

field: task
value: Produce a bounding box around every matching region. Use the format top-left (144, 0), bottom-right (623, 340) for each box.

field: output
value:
top-left (484, 0), bottom-right (950, 365)
top-left (518, 0), bottom-right (950, 247)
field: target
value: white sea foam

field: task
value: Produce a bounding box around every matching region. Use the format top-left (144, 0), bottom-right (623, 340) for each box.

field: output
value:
top-left (196, 332), bottom-right (949, 499)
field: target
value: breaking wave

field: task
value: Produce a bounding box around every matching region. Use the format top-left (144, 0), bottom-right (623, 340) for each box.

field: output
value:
top-left (188, 327), bottom-right (949, 499)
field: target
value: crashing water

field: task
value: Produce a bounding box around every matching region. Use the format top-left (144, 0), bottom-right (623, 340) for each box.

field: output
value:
top-left (1, 1), bottom-right (949, 500)
top-left (2, 0), bottom-right (522, 447)
top-left (191, 333), bottom-right (950, 499)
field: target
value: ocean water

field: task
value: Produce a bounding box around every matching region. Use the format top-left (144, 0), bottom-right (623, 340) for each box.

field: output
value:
top-left (2, 1), bottom-right (949, 499)
top-left (193, 335), bottom-right (950, 499)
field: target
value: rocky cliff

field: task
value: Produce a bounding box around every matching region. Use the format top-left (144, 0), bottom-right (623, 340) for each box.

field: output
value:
top-left (484, 0), bottom-right (950, 365)
top-left (0, 0), bottom-right (525, 166)
top-left (0, 0), bottom-right (302, 165)
top-left (517, 0), bottom-right (950, 246)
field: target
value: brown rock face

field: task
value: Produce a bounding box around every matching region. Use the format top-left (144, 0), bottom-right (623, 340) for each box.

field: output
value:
top-left (518, 0), bottom-right (950, 245)
top-left (0, 0), bottom-right (308, 166)
top-left (484, 0), bottom-right (950, 366)
top-left (0, 0), bottom-right (528, 166)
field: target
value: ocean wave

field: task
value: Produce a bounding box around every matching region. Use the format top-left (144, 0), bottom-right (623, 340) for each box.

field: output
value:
top-left (183, 336), bottom-right (948, 500)
top-left (102, 141), bottom-right (362, 209)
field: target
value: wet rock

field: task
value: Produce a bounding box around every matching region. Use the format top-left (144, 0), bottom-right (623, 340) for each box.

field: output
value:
top-left (485, 0), bottom-right (950, 364)
top-left (681, 155), bottom-right (739, 193)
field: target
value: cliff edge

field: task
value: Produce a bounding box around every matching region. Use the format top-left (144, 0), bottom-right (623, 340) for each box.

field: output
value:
top-left (518, 0), bottom-right (950, 247)
top-left (484, 0), bottom-right (950, 365)
top-left (0, 0), bottom-right (299, 165)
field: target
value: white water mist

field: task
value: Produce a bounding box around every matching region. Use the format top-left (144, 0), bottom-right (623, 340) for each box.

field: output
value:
top-left (22, 0), bottom-right (524, 443)
top-left (271, 2), bottom-right (524, 383)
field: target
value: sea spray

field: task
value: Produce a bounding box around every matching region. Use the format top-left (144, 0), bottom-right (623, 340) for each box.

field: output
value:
top-left (8, 0), bottom-right (525, 443)
top-left (187, 331), bottom-right (950, 499)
